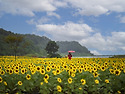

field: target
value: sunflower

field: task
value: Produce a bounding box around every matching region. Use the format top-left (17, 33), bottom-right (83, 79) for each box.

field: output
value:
top-left (0, 66), bottom-right (2, 70)
top-left (0, 77), bottom-right (3, 83)
top-left (79, 87), bottom-right (82, 90)
top-left (51, 64), bottom-right (55, 69)
top-left (21, 68), bottom-right (26, 74)
top-left (72, 68), bottom-right (76, 73)
top-left (9, 69), bottom-right (13, 75)
top-left (57, 85), bottom-right (62, 92)
top-left (57, 78), bottom-right (62, 83)
top-left (56, 69), bottom-right (61, 74)
top-left (93, 67), bottom-right (97, 72)
top-left (40, 82), bottom-right (43, 85)
top-left (95, 79), bottom-right (99, 84)
top-left (81, 79), bottom-right (86, 85)
top-left (93, 72), bottom-right (99, 78)
top-left (117, 91), bottom-right (121, 94)
top-left (14, 66), bottom-right (19, 70)
top-left (105, 79), bottom-right (109, 83)
top-left (46, 66), bottom-right (51, 72)
top-left (14, 69), bottom-right (19, 74)
top-left (18, 81), bottom-right (23, 86)
top-left (63, 65), bottom-right (68, 70)
top-left (5, 69), bottom-right (9, 73)
top-left (31, 69), bottom-right (36, 75)
top-left (26, 74), bottom-right (31, 80)
top-left (44, 74), bottom-right (49, 80)
top-left (0, 70), bottom-right (5, 75)
top-left (109, 69), bottom-right (114, 74)
top-left (68, 77), bottom-right (72, 84)
top-left (80, 65), bottom-right (84, 70)
top-left (79, 68), bottom-right (82, 73)
top-left (44, 78), bottom-right (48, 83)
top-left (101, 66), bottom-right (105, 71)
top-left (52, 71), bottom-right (57, 75)
top-left (4, 81), bottom-right (7, 86)
top-left (40, 69), bottom-right (45, 75)
top-left (71, 73), bottom-right (75, 77)
top-left (36, 66), bottom-right (41, 72)
top-left (114, 69), bottom-right (121, 76)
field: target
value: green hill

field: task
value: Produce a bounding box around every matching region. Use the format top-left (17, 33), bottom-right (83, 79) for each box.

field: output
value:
top-left (0, 28), bottom-right (93, 57)
top-left (57, 41), bottom-right (93, 56)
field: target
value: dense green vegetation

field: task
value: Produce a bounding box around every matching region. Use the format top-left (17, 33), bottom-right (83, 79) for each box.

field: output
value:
top-left (0, 28), bottom-right (93, 57)
top-left (45, 41), bottom-right (61, 58)
top-left (57, 41), bottom-right (92, 56)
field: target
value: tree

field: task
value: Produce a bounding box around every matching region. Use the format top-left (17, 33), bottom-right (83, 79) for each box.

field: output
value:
top-left (5, 34), bottom-right (23, 60)
top-left (45, 41), bottom-right (61, 57)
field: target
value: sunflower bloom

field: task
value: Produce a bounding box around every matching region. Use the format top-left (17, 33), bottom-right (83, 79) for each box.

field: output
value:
top-left (0, 77), bottom-right (2, 83)
top-left (21, 68), bottom-right (26, 74)
top-left (95, 79), bottom-right (99, 84)
top-left (18, 81), bottom-right (23, 86)
top-left (93, 72), bottom-right (99, 78)
top-left (81, 79), bottom-right (86, 85)
top-left (4, 81), bottom-right (7, 86)
top-left (44, 78), bottom-right (48, 83)
top-left (26, 74), bottom-right (31, 80)
top-left (117, 91), bottom-right (121, 94)
top-left (57, 78), bottom-right (62, 83)
top-left (105, 79), bottom-right (109, 83)
top-left (44, 74), bottom-right (49, 80)
top-left (68, 77), bottom-right (72, 84)
top-left (57, 85), bottom-right (62, 92)
top-left (79, 87), bottom-right (82, 90)
top-left (40, 82), bottom-right (43, 85)
top-left (46, 66), bottom-right (51, 72)
top-left (40, 69), bottom-right (45, 75)
top-left (115, 69), bottom-right (121, 76)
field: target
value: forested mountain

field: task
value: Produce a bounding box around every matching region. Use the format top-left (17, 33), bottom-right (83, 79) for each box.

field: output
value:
top-left (0, 28), bottom-right (93, 57)
top-left (57, 41), bottom-right (93, 56)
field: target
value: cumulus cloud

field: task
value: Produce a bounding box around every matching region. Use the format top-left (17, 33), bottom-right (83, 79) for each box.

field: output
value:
top-left (1, 0), bottom-right (125, 17)
top-left (36, 22), bottom-right (93, 41)
top-left (0, 0), bottom-right (67, 16)
top-left (66, 0), bottom-right (125, 16)
top-left (80, 31), bottom-right (125, 54)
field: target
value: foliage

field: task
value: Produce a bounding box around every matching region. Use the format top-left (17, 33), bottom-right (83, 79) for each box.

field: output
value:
top-left (5, 34), bottom-right (23, 60)
top-left (0, 56), bottom-right (125, 94)
top-left (57, 41), bottom-right (93, 56)
top-left (45, 41), bottom-right (60, 58)
top-left (0, 28), bottom-right (93, 57)
top-left (110, 55), bottom-right (125, 58)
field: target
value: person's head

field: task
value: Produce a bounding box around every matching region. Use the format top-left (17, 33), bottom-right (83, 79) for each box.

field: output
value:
top-left (69, 52), bottom-right (71, 55)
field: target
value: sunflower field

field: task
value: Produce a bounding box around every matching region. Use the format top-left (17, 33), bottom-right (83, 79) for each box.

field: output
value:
top-left (0, 56), bottom-right (125, 94)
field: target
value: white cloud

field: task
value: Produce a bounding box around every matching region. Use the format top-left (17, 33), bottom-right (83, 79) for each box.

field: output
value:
top-left (1, 0), bottom-right (125, 17)
top-left (90, 50), bottom-right (101, 55)
top-left (66, 0), bottom-right (125, 16)
top-left (26, 17), bottom-right (50, 25)
top-left (47, 12), bottom-right (60, 19)
top-left (0, 0), bottom-right (67, 16)
top-left (36, 22), bottom-right (93, 41)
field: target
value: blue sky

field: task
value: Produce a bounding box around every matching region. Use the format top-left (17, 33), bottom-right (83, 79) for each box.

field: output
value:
top-left (0, 0), bottom-right (125, 55)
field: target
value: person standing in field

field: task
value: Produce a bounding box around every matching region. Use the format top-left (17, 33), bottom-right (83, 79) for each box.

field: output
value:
top-left (68, 52), bottom-right (72, 60)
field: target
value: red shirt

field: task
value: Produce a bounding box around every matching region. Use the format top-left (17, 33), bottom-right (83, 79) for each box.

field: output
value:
top-left (68, 54), bottom-right (72, 60)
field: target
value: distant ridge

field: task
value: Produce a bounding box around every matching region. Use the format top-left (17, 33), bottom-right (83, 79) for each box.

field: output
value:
top-left (0, 28), bottom-right (93, 57)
